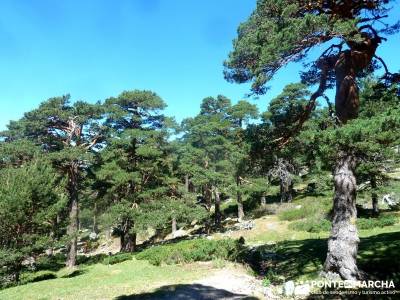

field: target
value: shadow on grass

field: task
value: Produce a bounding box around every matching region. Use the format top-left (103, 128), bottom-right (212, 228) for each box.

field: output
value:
top-left (114, 284), bottom-right (259, 300)
top-left (60, 268), bottom-right (87, 278)
top-left (244, 231), bottom-right (400, 285)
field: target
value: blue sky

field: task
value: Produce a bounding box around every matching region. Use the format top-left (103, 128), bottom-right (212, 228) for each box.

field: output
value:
top-left (0, 0), bottom-right (399, 130)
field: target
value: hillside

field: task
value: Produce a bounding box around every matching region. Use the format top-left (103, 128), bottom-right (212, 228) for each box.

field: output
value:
top-left (2, 183), bottom-right (400, 299)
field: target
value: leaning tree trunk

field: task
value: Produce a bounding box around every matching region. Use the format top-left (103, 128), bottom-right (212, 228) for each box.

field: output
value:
top-left (214, 187), bottom-right (221, 228)
top-left (120, 219), bottom-right (136, 252)
top-left (66, 163), bottom-right (79, 268)
top-left (237, 176), bottom-right (244, 221)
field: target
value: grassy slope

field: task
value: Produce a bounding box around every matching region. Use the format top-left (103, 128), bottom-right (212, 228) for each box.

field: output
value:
top-left (2, 184), bottom-right (400, 299)
top-left (0, 259), bottom-right (212, 300)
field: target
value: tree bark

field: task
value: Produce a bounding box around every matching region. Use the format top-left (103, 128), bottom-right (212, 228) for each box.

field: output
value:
top-left (371, 175), bottom-right (379, 216)
top-left (120, 219), bottom-right (136, 252)
top-left (324, 153), bottom-right (360, 280)
top-left (279, 176), bottom-right (293, 203)
top-left (172, 217), bottom-right (177, 235)
top-left (204, 184), bottom-right (212, 211)
top-left (324, 38), bottom-right (380, 279)
top-left (185, 174), bottom-right (190, 193)
top-left (66, 163), bottom-right (79, 268)
top-left (214, 187), bottom-right (221, 228)
top-left (237, 176), bottom-right (244, 221)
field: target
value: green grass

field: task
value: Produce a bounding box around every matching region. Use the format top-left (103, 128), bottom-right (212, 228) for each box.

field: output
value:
top-left (2, 181), bottom-right (400, 299)
top-left (277, 195), bottom-right (331, 221)
top-left (0, 259), bottom-right (211, 300)
top-left (246, 225), bottom-right (400, 283)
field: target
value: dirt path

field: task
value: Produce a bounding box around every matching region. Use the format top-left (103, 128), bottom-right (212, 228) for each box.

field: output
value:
top-left (120, 266), bottom-right (268, 300)
top-left (193, 268), bottom-right (264, 299)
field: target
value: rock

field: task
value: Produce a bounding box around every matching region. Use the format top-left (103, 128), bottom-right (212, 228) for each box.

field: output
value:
top-left (190, 219), bottom-right (198, 226)
top-left (295, 205), bottom-right (302, 209)
top-left (320, 271), bottom-right (341, 281)
top-left (263, 287), bottom-right (276, 299)
top-left (234, 220), bottom-right (255, 231)
top-left (172, 229), bottom-right (188, 238)
top-left (283, 281), bottom-right (295, 297)
top-left (89, 232), bottom-right (98, 240)
top-left (206, 235), bottom-right (213, 240)
top-left (294, 284), bottom-right (311, 297)
top-left (22, 256), bottom-right (35, 267)
top-left (382, 193), bottom-right (399, 208)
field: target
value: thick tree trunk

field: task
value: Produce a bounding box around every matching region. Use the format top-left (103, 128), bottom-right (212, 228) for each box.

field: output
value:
top-left (323, 39), bottom-right (380, 279)
top-left (120, 219), bottom-right (136, 252)
top-left (324, 153), bottom-right (360, 280)
top-left (214, 187), bottom-right (221, 228)
top-left (172, 217), bottom-right (177, 235)
top-left (66, 163), bottom-right (79, 268)
top-left (371, 175), bottom-right (379, 216)
top-left (237, 176), bottom-right (244, 221)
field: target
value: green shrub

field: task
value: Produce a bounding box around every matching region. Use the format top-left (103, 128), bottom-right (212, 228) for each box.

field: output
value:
top-left (136, 238), bottom-right (244, 266)
top-left (289, 214), bottom-right (398, 233)
top-left (20, 270), bottom-right (57, 284)
top-left (262, 277), bottom-right (271, 287)
top-left (278, 205), bottom-right (320, 221)
top-left (102, 253), bottom-right (133, 265)
top-left (35, 253), bottom-right (66, 271)
top-left (289, 218), bottom-right (331, 233)
top-left (77, 254), bottom-right (107, 265)
top-left (357, 214), bottom-right (398, 230)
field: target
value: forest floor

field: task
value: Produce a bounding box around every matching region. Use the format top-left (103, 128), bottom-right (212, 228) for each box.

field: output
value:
top-left (1, 189), bottom-right (400, 299)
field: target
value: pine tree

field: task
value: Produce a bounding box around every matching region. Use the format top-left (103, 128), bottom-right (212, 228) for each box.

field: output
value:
top-left (96, 90), bottom-right (174, 252)
top-left (225, 0), bottom-right (399, 279)
top-left (3, 96), bottom-right (105, 268)
top-left (0, 147), bottom-right (66, 284)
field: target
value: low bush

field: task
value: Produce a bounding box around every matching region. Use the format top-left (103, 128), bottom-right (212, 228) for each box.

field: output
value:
top-left (278, 197), bottom-right (331, 221)
top-left (136, 238), bottom-right (244, 266)
top-left (289, 218), bottom-right (331, 233)
top-left (78, 253), bottom-right (108, 265)
top-left (289, 213), bottom-right (398, 233)
top-left (35, 253), bottom-right (66, 271)
top-left (20, 270), bottom-right (57, 284)
top-left (102, 253), bottom-right (133, 265)
top-left (357, 214), bottom-right (398, 230)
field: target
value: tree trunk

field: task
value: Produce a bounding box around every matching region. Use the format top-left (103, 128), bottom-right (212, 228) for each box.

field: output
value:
top-left (279, 177), bottom-right (292, 203)
top-left (92, 203), bottom-right (98, 234)
top-left (324, 153), bottom-right (360, 280)
top-left (204, 185), bottom-right (212, 211)
top-left (172, 217), bottom-right (177, 235)
top-left (214, 187), bottom-right (221, 228)
top-left (323, 39), bottom-right (380, 279)
top-left (371, 175), bottom-right (379, 216)
top-left (237, 176), bottom-right (244, 221)
top-left (120, 219), bottom-right (136, 252)
top-left (66, 163), bottom-right (79, 268)
top-left (185, 174), bottom-right (190, 193)
top-left (260, 194), bottom-right (266, 207)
